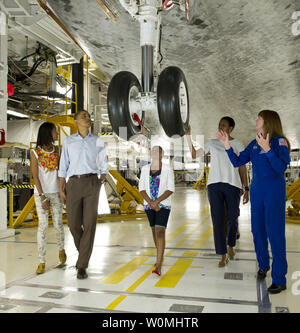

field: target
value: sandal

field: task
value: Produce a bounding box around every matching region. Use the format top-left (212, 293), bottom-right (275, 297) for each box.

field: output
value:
top-left (228, 252), bottom-right (235, 260)
top-left (228, 247), bottom-right (235, 260)
top-left (218, 257), bottom-right (229, 268)
top-left (152, 269), bottom-right (161, 276)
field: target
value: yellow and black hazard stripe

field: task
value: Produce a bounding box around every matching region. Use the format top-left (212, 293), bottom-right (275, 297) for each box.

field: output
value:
top-left (100, 132), bottom-right (113, 136)
top-left (0, 184), bottom-right (34, 189)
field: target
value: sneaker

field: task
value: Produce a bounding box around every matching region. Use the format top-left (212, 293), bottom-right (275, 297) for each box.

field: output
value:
top-left (36, 263), bottom-right (45, 274)
top-left (257, 267), bottom-right (270, 280)
top-left (267, 283), bottom-right (286, 294)
top-left (59, 250), bottom-right (67, 264)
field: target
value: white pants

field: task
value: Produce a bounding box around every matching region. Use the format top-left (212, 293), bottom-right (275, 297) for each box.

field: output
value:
top-left (34, 192), bottom-right (64, 263)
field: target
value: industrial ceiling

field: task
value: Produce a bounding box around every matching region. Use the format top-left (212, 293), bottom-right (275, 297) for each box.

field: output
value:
top-left (2, 0), bottom-right (300, 149)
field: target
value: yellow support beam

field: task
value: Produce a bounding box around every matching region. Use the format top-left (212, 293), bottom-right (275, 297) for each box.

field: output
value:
top-left (9, 187), bottom-right (14, 228)
top-left (286, 177), bottom-right (300, 200)
top-left (12, 195), bottom-right (35, 229)
top-left (193, 166), bottom-right (209, 190)
top-left (109, 168), bottom-right (144, 205)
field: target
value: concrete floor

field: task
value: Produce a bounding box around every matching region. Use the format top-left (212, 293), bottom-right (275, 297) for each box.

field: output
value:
top-left (0, 187), bottom-right (300, 313)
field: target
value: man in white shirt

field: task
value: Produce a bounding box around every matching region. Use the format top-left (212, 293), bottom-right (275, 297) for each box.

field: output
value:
top-left (186, 117), bottom-right (249, 267)
top-left (59, 110), bottom-right (108, 279)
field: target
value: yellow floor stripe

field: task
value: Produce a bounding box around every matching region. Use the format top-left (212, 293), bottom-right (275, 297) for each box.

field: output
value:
top-left (141, 249), bottom-right (174, 257)
top-left (101, 256), bottom-right (149, 284)
top-left (104, 205), bottom-right (210, 309)
top-left (166, 224), bottom-right (190, 243)
top-left (189, 224), bottom-right (213, 249)
top-left (126, 267), bottom-right (153, 292)
top-left (166, 206), bottom-right (209, 243)
top-left (165, 249), bottom-right (175, 256)
top-left (174, 216), bottom-right (210, 249)
top-left (105, 295), bottom-right (127, 310)
top-left (182, 250), bottom-right (199, 257)
top-left (141, 249), bottom-right (156, 256)
top-left (141, 206), bottom-right (209, 259)
top-left (154, 258), bottom-right (194, 288)
top-left (106, 267), bottom-right (153, 310)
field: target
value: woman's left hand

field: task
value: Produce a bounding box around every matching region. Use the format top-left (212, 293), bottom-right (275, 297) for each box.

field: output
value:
top-left (256, 132), bottom-right (270, 152)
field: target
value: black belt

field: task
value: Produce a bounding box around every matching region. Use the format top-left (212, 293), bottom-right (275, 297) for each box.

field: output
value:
top-left (70, 173), bottom-right (97, 179)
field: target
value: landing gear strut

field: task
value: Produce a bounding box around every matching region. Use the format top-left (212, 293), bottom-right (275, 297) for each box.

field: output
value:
top-left (108, 0), bottom-right (190, 140)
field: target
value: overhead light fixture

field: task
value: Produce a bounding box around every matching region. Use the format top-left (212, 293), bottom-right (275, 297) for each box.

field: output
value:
top-left (7, 110), bottom-right (29, 118)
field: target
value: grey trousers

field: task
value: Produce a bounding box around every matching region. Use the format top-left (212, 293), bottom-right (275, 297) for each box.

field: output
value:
top-left (66, 174), bottom-right (101, 269)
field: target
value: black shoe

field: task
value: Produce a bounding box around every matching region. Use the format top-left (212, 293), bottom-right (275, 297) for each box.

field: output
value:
top-left (267, 283), bottom-right (286, 294)
top-left (77, 268), bottom-right (88, 279)
top-left (257, 267), bottom-right (270, 280)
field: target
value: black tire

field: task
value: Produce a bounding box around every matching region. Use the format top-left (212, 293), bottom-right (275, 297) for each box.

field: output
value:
top-left (157, 66), bottom-right (189, 137)
top-left (107, 71), bottom-right (144, 140)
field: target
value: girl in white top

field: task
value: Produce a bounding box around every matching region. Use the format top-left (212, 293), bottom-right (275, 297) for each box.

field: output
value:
top-left (30, 122), bottom-right (66, 274)
top-left (139, 146), bottom-right (174, 276)
top-left (186, 117), bottom-right (249, 267)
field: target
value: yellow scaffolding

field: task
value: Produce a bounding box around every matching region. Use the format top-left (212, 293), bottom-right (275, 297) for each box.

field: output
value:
top-left (193, 166), bottom-right (209, 190)
top-left (45, 78), bottom-right (77, 117)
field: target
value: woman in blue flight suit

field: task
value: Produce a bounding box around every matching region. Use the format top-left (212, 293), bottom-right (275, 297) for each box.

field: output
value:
top-left (217, 110), bottom-right (290, 294)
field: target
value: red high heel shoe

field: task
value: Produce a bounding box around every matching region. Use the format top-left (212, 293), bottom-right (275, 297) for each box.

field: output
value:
top-left (152, 269), bottom-right (161, 276)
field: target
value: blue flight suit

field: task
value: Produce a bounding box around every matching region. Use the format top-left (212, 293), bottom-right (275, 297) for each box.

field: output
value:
top-left (226, 136), bottom-right (290, 286)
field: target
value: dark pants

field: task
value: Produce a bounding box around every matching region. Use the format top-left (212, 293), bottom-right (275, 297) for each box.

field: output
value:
top-left (207, 183), bottom-right (241, 255)
top-left (66, 174), bottom-right (101, 269)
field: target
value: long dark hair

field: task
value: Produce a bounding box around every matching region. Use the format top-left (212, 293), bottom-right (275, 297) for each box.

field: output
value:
top-left (36, 122), bottom-right (56, 148)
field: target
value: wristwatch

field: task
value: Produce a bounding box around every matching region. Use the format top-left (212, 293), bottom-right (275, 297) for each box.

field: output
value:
top-left (244, 186), bottom-right (249, 191)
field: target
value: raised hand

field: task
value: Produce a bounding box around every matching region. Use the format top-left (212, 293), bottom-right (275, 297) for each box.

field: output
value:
top-left (256, 132), bottom-right (270, 152)
top-left (217, 130), bottom-right (231, 149)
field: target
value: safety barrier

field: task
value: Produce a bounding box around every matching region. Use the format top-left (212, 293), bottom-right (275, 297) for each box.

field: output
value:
top-left (0, 183), bottom-right (34, 189)
top-left (100, 132), bottom-right (114, 136)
